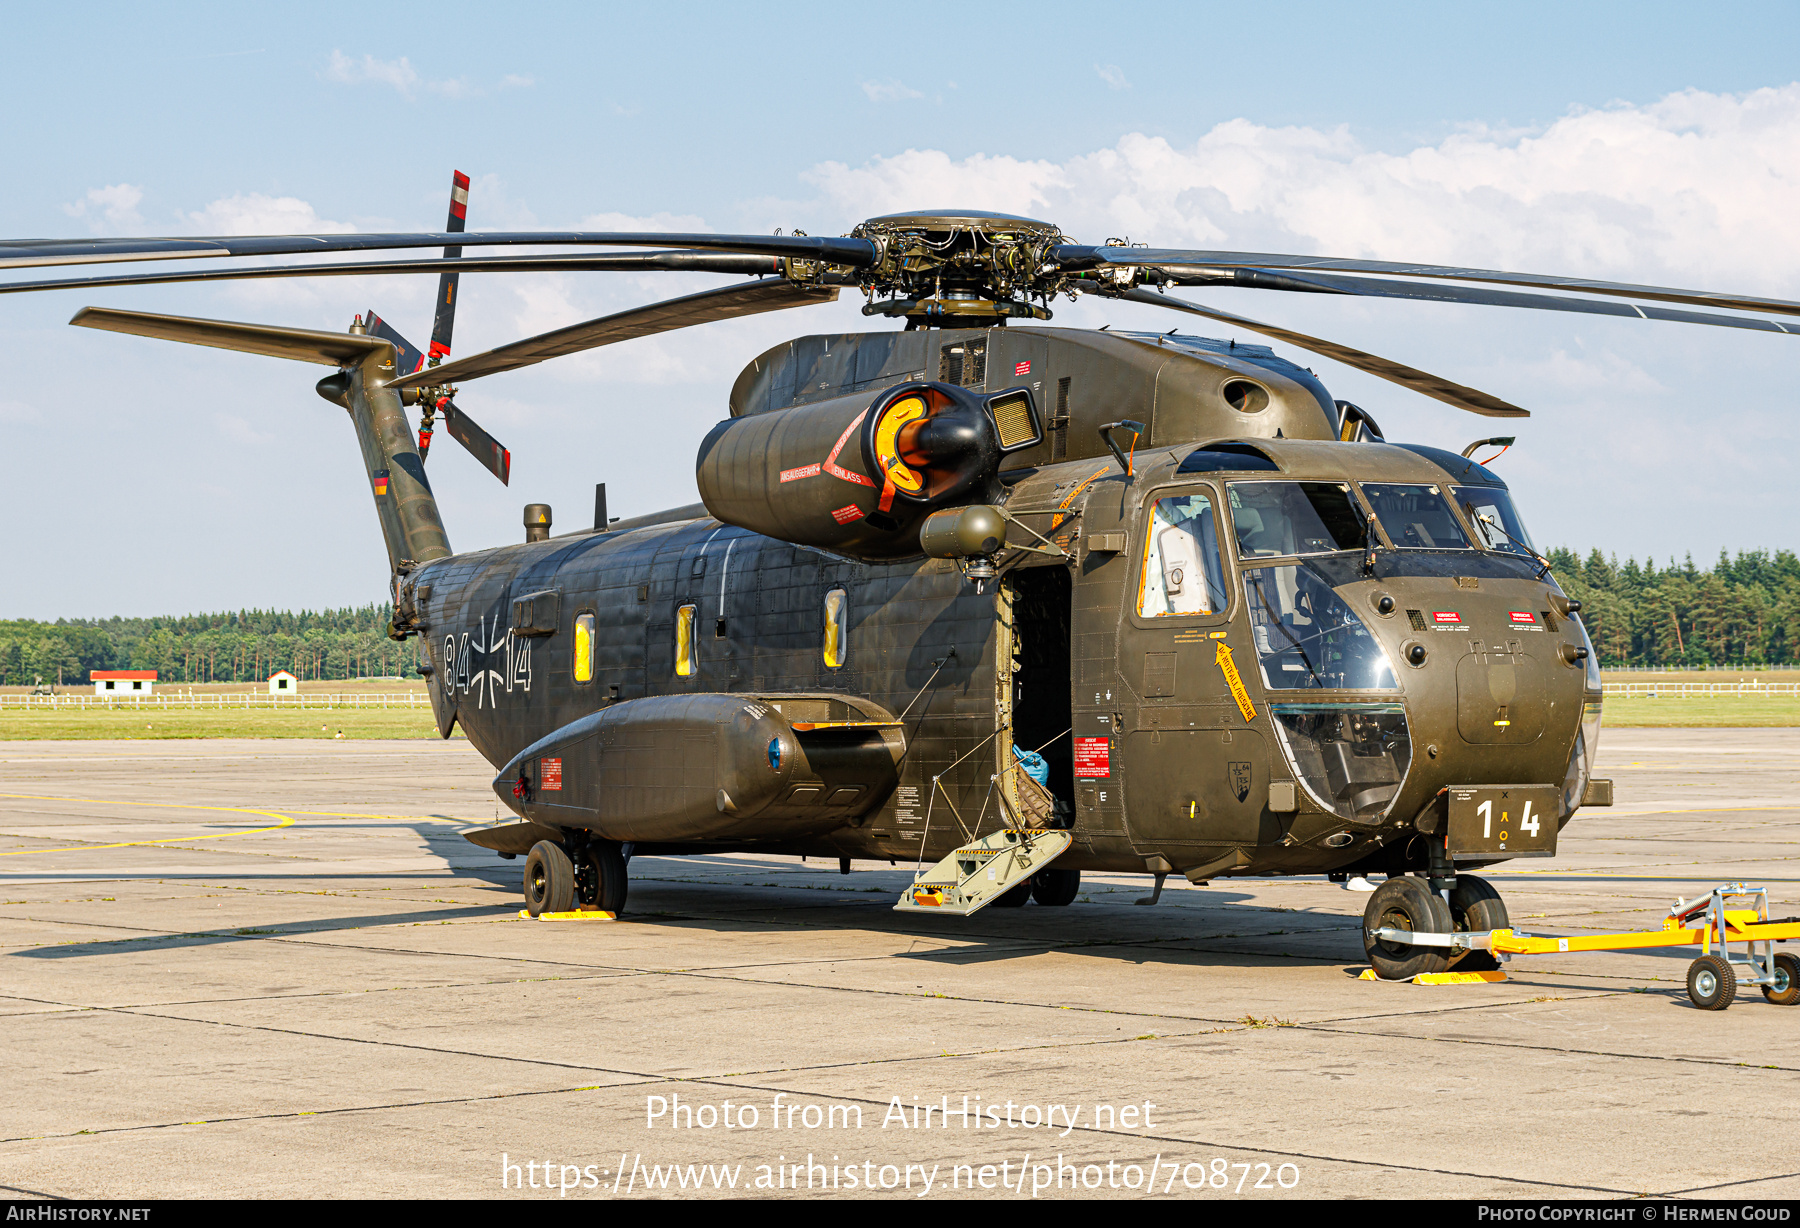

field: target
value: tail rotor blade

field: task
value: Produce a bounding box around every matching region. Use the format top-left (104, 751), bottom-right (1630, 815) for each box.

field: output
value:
top-left (429, 171), bottom-right (469, 364)
top-left (364, 311), bottom-right (425, 376)
top-left (442, 398), bottom-right (511, 485)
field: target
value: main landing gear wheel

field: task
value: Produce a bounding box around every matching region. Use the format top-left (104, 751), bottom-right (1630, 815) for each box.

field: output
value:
top-left (524, 840), bottom-right (575, 916)
top-left (1763, 952), bottom-right (1800, 1005)
top-left (1687, 953), bottom-right (1737, 1011)
top-left (1363, 876), bottom-right (1453, 980)
top-left (994, 880), bottom-right (1033, 907)
top-left (578, 840), bottom-right (629, 914)
top-left (1447, 875), bottom-right (1509, 973)
top-left (1032, 868), bottom-right (1081, 906)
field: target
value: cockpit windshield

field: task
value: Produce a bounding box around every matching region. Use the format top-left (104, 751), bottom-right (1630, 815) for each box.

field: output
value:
top-left (1454, 486), bottom-right (1537, 558)
top-left (1243, 563), bottom-right (1398, 691)
top-left (1227, 481), bottom-right (1367, 559)
top-left (1359, 483), bottom-right (1472, 550)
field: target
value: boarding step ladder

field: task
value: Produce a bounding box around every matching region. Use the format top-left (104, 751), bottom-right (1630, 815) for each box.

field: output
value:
top-left (893, 826), bottom-right (1073, 916)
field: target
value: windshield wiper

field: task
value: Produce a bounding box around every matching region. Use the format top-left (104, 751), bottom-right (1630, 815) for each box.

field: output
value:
top-left (1248, 573), bottom-right (1327, 687)
top-left (1474, 509), bottom-right (1551, 579)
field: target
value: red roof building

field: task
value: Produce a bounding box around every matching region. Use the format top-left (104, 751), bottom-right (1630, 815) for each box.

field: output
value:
top-left (92, 670), bottom-right (156, 695)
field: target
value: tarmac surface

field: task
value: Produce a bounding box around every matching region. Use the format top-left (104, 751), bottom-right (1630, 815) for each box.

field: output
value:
top-left (2, 728), bottom-right (1798, 1200)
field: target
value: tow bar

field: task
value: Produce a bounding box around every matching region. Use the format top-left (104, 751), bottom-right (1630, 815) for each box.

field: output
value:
top-left (1367, 882), bottom-right (1800, 1010)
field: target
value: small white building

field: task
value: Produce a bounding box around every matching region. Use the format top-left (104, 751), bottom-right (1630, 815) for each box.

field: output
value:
top-left (92, 670), bottom-right (156, 696)
top-left (268, 670), bottom-right (298, 695)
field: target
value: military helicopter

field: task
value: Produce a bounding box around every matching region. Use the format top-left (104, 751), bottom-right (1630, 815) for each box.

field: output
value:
top-left (9, 172), bottom-right (1800, 978)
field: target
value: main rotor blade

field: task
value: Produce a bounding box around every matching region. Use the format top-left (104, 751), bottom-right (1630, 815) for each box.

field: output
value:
top-left (0, 250), bottom-right (788, 296)
top-left (1094, 286), bottom-right (1528, 418)
top-left (1054, 245), bottom-right (1800, 321)
top-left (441, 399), bottom-right (511, 485)
top-left (0, 231), bottom-right (876, 272)
top-left (390, 278), bottom-right (839, 389)
top-left (1167, 267), bottom-right (1800, 336)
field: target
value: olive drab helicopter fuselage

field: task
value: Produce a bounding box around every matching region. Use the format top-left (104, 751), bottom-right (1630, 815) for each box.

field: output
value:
top-left (38, 190), bottom-right (1800, 975)
top-left (406, 320), bottom-right (1605, 902)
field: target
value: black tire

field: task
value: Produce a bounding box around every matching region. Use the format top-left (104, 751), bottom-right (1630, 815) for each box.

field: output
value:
top-left (1447, 874), bottom-right (1509, 973)
top-left (578, 841), bottom-right (630, 914)
top-left (1687, 953), bottom-right (1736, 1011)
top-left (1763, 952), bottom-right (1800, 1005)
top-left (1031, 868), bottom-right (1081, 907)
top-left (1363, 876), bottom-right (1454, 980)
top-left (994, 880), bottom-right (1033, 907)
top-left (524, 840), bottom-right (575, 916)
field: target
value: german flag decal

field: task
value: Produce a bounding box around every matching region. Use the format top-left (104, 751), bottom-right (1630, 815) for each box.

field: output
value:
top-left (372, 470), bottom-right (390, 497)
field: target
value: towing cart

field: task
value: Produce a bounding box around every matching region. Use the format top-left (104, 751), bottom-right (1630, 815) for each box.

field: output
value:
top-left (1368, 882), bottom-right (1800, 1010)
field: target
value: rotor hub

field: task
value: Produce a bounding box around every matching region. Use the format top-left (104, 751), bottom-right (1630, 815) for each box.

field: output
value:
top-left (849, 210), bottom-right (1066, 324)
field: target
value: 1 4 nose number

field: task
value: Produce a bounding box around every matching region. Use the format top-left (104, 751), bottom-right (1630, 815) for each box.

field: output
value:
top-left (1478, 798), bottom-right (1539, 841)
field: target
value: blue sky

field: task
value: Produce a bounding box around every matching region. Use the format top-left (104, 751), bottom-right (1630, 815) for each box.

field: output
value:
top-left (4, 1), bottom-right (1800, 615)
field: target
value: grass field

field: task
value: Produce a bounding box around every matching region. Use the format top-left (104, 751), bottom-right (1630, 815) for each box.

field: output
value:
top-left (0, 706), bottom-right (457, 740)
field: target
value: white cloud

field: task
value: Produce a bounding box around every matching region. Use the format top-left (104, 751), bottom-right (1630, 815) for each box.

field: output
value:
top-left (1096, 64), bottom-right (1130, 91)
top-left (184, 193), bottom-right (357, 236)
top-left (861, 79), bottom-right (923, 103)
top-left (326, 50), bottom-right (419, 94)
top-left (324, 50), bottom-right (534, 100)
top-left (806, 85), bottom-right (1800, 293)
top-left (61, 183), bottom-right (145, 234)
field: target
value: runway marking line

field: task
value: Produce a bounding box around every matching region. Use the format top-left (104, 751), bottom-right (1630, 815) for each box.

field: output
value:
top-left (0, 792), bottom-right (296, 856)
top-left (0, 792), bottom-right (494, 857)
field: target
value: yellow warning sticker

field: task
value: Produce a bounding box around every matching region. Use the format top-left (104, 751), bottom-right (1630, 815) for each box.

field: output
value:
top-left (1214, 641), bottom-right (1256, 723)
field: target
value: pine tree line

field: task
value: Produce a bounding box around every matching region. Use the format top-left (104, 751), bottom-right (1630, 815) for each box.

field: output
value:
top-left (1546, 548), bottom-right (1800, 667)
top-left (3, 547), bottom-right (1795, 684)
top-left (0, 605), bottom-right (421, 687)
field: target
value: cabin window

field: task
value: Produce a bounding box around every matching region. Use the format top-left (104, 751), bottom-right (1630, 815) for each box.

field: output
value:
top-left (1138, 493), bottom-right (1227, 617)
top-left (823, 588), bottom-right (849, 668)
top-left (1227, 481), bottom-right (1367, 559)
top-left (573, 613), bottom-right (595, 683)
top-left (675, 604), bottom-right (697, 677)
top-left (1360, 483), bottom-right (1472, 550)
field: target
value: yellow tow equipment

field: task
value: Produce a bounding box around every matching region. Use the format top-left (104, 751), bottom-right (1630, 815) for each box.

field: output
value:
top-left (1369, 883), bottom-right (1800, 1010)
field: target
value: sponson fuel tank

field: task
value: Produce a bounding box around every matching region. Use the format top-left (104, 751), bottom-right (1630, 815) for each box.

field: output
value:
top-left (696, 379), bottom-right (1042, 562)
top-left (492, 692), bottom-right (905, 843)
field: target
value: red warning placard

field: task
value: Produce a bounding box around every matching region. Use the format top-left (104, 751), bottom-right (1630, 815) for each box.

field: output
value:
top-left (541, 757), bottom-right (562, 791)
top-left (1074, 737), bottom-right (1111, 778)
top-left (1015, 360), bottom-right (1031, 375)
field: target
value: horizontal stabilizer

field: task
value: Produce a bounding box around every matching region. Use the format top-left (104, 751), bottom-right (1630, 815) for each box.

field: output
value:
top-left (71, 306), bottom-right (386, 366)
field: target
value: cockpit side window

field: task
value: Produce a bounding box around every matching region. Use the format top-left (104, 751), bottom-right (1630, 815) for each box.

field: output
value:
top-left (1454, 486), bottom-right (1537, 557)
top-left (1226, 481), bottom-right (1366, 559)
top-left (1138, 492), bottom-right (1228, 617)
top-left (1360, 483), bottom-right (1472, 550)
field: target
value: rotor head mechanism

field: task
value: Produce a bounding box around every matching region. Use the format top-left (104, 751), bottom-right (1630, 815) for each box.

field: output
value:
top-left (697, 379), bottom-right (1042, 563)
top-left (848, 211), bottom-right (1065, 324)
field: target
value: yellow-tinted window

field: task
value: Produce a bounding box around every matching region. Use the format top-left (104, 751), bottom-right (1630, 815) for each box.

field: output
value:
top-left (675, 604), bottom-right (697, 677)
top-left (573, 613), bottom-right (594, 683)
top-left (823, 589), bottom-right (848, 668)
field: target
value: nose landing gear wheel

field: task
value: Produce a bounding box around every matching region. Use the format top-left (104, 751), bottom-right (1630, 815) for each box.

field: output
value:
top-left (1448, 875), bottom-right (1509, 973)
top-left (1763, 952), bottom-right (1800, 1005)
top-left (1362, 876), bottom-right (1454, 980)
top-left (524, 840), bottom-right (575, 916)
top-left (1687, 953), bottom-right (1737, 1010)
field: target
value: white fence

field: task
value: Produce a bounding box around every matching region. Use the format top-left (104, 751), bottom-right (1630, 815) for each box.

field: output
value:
top-left (1603, 682), bottom-right (1800, 698)
top-left (0, 693), bottom-right (430, 710)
